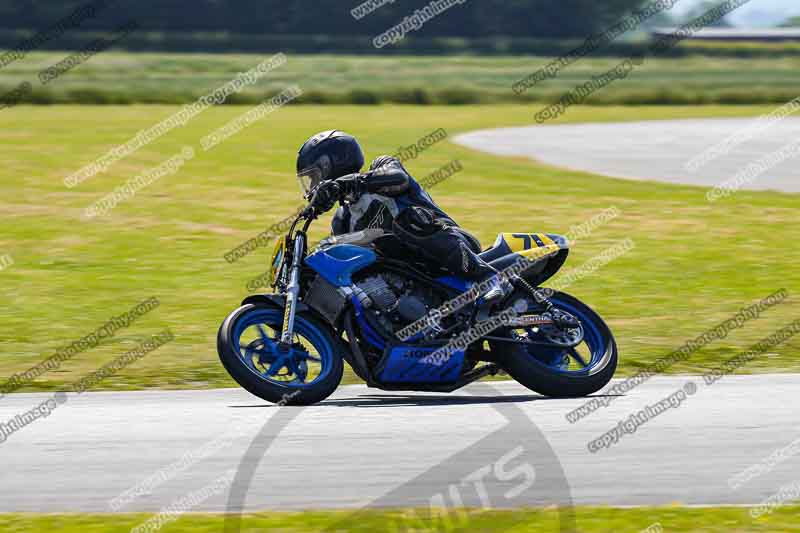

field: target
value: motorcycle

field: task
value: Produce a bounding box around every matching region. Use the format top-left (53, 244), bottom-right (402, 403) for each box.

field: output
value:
top-left (217, 198), bottom-right (618, 406)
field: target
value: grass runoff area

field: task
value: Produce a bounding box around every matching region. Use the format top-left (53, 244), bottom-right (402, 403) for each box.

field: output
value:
top-left (0, 103), bottom-right (798, 392)
top-left (2, 506), bottom-right (800, 532)
top-left (1, 51), bottom-right (799, 105)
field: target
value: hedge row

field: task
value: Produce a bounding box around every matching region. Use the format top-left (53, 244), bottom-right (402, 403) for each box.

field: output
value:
top-left (2, 30), bottom-right (800, 57)
top-left (3, 86), bottom-right (797, 106)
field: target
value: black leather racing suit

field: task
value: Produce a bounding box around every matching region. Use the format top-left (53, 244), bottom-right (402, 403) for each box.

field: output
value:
top-left (330, 156), bottom-right (495, 280)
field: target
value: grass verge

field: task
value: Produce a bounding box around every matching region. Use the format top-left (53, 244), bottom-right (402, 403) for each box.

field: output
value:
top-left (2, 506), bottom-right (799, 532)
top-left (1, 51), bottom-right (799, 105)
top-left (0, 104), bottom-right (798, 391)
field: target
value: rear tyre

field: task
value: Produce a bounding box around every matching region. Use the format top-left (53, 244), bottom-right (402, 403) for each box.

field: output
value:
top-left (490, 291), bottom-right (617, 398)
top-left (217, 303), bottom-right (343, 405)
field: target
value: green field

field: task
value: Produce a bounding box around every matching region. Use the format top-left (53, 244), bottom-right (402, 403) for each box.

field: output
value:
top-left (2, 505), bottom-right (799, 532)
top-left (2, 51), bottom-right (800, 105)
top-left (0, 103), bottom-right (798, 392)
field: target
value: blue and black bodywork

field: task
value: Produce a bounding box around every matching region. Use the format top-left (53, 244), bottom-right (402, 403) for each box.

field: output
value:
top-left (301, 242), bottom-right (469, 389)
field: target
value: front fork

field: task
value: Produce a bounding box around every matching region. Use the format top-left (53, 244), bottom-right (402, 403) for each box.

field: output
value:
top-left (280, 233), bottom-right (306, 345)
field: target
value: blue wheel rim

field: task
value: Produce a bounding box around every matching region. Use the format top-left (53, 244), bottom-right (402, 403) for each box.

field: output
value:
top-left (525, 296), bottom-right (607, 376)
top-left (231, 308), bottom-right (333, 388)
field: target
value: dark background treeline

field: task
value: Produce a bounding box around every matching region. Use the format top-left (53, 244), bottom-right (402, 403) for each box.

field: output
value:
top-left (2, 0), bottom-right (645, 39)
top-left (3, 0), bottom-right (794, 57)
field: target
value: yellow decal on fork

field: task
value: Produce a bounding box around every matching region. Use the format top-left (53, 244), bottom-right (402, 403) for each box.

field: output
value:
top-left (281, 299), bottom-right (293, 339)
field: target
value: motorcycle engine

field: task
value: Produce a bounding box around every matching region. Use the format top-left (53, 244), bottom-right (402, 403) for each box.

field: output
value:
top-left (355, 273), bottom-right (440, 333)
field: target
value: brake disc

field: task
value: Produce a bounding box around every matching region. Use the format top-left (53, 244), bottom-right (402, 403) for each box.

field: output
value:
top-left (540, 323), bottom-right (584, 347)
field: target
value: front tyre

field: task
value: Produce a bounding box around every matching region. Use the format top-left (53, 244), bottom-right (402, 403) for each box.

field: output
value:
top-left (217, 303), bottom-right (343, 405)
top-left (490, 291), bottom-right (617, 398)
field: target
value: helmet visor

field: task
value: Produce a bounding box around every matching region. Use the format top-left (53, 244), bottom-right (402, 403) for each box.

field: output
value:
top-left (296, 171), bottom-right (316, 198)
top-left (296, 155), bottom-right (330, 197)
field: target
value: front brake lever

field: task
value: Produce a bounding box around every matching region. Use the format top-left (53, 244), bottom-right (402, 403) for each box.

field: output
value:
top-left (305, 182), bottom-right (322, 201)
top-left (302, 205), bottom-right (318, 219)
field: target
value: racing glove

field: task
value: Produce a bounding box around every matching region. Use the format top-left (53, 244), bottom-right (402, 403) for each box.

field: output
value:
top-left (334, 173), bottom-right (367, 200)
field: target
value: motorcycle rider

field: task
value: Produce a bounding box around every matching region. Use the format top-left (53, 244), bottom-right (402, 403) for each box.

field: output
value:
top-left (296, 130), bottom-right (510, 305)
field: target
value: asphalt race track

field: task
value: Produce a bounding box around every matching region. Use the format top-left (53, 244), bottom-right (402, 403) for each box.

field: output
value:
top-left (2, 375), bottom-right (798, 513)
top-left (454, 118), bottom-right (800, 193)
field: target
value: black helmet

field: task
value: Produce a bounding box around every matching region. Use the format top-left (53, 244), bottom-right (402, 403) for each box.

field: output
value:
top-left (296, 130), bottom-right (364, 196)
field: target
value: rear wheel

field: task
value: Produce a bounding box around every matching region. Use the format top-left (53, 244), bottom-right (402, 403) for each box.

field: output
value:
top-left (490, 291), bottom-right (617, 398)
top-left (217, 303), bottom-right (343, 405)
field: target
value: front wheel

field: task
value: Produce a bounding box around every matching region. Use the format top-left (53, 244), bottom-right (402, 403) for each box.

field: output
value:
top-left (217, 303), bottom-right (343, 405)
top-left (490, 291), bottom-right (617, 398)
